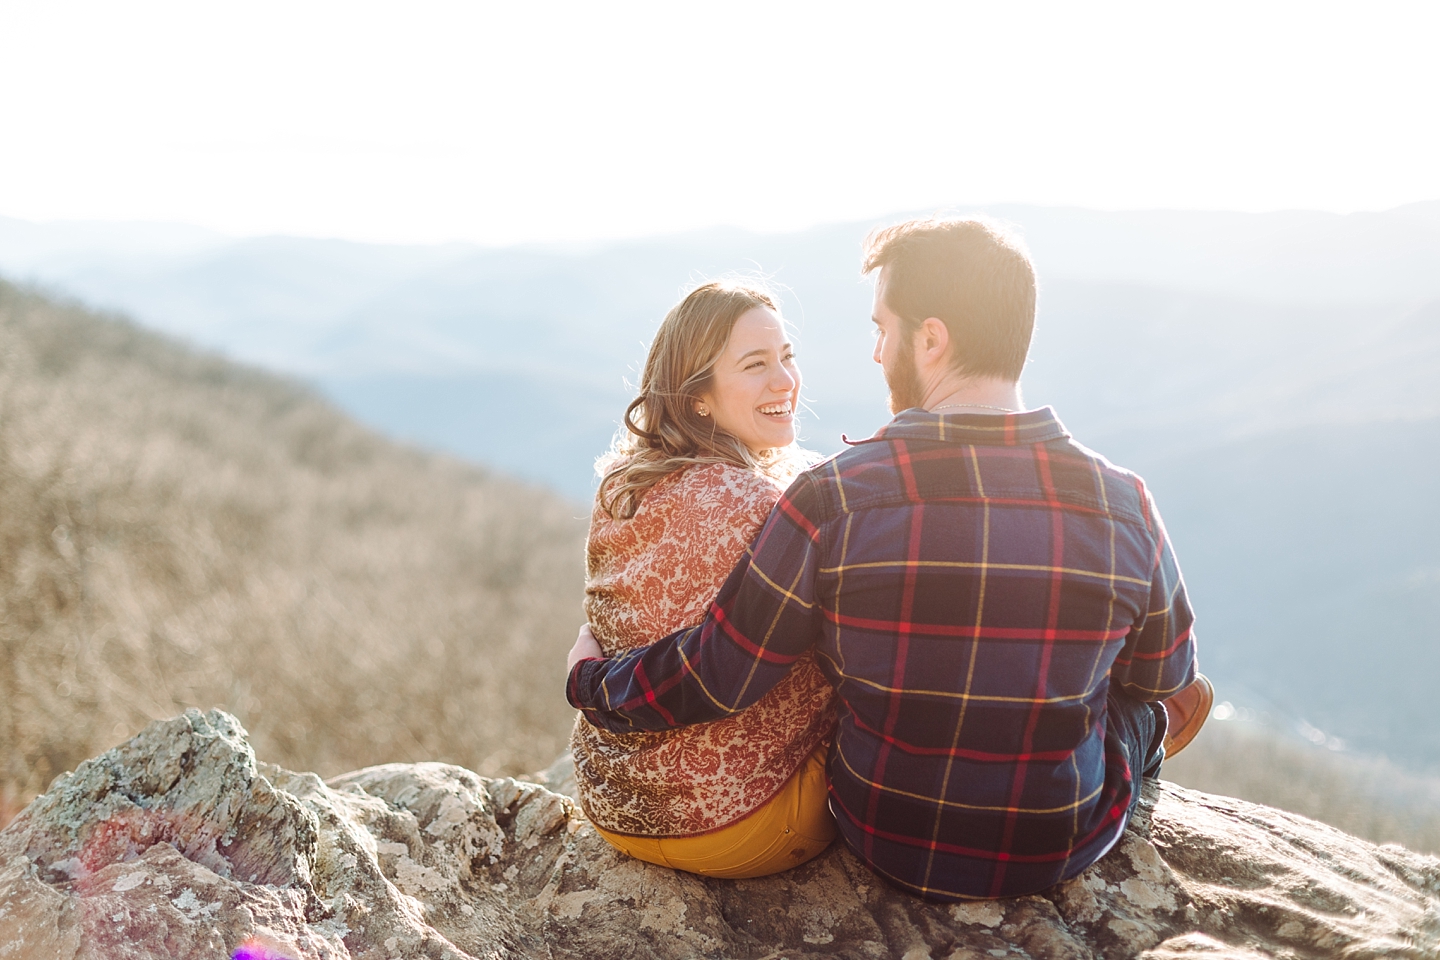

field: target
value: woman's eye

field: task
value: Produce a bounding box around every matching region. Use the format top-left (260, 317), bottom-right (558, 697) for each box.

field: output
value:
top-left (746, 361), bottom-right (765, 371)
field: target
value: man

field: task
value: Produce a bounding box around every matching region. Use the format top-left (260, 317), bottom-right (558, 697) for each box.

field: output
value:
top-left (566, 217), bottom-right (1212, 902)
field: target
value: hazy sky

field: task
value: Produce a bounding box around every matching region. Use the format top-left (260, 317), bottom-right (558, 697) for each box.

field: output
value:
top-left (2, 0), bottom-right (1437, 245)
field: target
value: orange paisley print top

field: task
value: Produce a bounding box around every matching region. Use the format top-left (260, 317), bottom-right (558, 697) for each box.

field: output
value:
top-left (571, 460), bottom-right (837, 837)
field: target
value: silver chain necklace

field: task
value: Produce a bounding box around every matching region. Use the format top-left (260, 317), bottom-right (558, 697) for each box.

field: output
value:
top-left (930, 402), bottom-right (1018, 414)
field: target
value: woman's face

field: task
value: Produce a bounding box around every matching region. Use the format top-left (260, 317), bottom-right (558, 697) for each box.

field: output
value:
top-left (696, 307), bottom-right (801, 454)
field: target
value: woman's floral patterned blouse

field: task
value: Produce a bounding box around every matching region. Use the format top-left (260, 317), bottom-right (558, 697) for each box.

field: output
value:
top-left (571, 460), bottom-right (836, 837)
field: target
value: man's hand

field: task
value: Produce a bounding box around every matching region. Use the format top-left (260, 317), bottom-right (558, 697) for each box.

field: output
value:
top-left (566, 623), bottom-right (604, 674)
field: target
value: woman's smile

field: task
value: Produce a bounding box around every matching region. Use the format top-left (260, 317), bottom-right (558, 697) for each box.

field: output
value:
top-left (758, 401), bottom-right (793, 419)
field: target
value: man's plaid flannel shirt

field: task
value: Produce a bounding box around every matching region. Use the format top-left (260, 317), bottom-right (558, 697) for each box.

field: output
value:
top-left (568, 407), bottom-right (1197, 901)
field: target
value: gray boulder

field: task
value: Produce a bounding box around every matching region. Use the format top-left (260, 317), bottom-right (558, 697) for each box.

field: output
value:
top-left (1, 710), bottom-right (1437, 959)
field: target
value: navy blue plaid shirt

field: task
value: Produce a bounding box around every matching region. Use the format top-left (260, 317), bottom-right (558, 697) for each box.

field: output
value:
top-left (568, 407), bottom-right (1196, 900)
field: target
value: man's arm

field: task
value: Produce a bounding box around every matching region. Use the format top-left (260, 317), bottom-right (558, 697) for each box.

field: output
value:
top-left (566, 473), bottom-right (827, 734)
top-left (1112, 483), bottom-right (1197, 701)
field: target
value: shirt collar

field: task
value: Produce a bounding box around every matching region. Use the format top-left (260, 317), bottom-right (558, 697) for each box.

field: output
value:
top-left (845, 406), bottom-right (1070, 447)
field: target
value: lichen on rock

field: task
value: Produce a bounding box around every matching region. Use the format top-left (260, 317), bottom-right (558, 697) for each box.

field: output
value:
top-left (1, 709), bottom-right (1438, 959)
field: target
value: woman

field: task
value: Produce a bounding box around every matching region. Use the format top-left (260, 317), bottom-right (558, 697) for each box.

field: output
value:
top-left (570, 280), bottom-right (837, 879)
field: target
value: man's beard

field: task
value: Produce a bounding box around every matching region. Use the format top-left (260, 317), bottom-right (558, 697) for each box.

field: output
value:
top-left (884, 336), bottom-right (926, 415)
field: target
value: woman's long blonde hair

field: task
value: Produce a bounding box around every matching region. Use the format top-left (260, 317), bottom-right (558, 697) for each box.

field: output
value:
top-left (598, 280), bottom-right (808, 520)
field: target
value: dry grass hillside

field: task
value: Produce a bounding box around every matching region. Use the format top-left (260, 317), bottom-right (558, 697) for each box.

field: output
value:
top-left (0, 280), bottom-right (587, 822)
top-left (1165, 722), bottom-right (1440, 855)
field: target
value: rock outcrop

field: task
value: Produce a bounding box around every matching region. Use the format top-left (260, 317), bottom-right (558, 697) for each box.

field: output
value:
top-left (2, 711), bottom-right (1438, 959)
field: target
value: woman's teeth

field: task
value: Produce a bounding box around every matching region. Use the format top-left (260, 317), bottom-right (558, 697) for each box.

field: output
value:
top-left (759, 403), bottom-right (792, 417)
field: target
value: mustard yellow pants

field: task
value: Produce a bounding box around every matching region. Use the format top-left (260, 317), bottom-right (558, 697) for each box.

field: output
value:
top-left (593, 745), bottom-right (835, 879)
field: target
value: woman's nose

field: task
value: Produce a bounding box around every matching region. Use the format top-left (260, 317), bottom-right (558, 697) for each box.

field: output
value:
top-left (772, 364), bottom-right (798, 392)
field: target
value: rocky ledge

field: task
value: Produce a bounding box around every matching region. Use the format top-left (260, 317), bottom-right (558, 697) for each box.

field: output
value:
top-left (1, 710), bottom-right (1438, 960)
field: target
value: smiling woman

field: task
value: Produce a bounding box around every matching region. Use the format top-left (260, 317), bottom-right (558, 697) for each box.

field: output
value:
top-left (572, 280), bottom-right (836, 878)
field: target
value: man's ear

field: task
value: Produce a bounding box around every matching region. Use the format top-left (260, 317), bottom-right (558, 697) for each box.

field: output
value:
top-left (919, 317), bottom-right (950, 362)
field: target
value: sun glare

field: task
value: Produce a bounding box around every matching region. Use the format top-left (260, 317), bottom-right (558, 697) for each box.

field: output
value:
top-left (0, 0), bottom-right (1436, 243)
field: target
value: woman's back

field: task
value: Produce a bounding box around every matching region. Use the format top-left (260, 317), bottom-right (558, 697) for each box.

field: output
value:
top-left (573, 460), bottom-right (836, 837)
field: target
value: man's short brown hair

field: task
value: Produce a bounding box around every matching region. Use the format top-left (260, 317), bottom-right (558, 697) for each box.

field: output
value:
top-left (862, 216), bottom-right (1036, 382)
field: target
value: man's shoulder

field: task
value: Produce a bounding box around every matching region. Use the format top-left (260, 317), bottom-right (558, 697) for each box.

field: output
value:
top-left (803, 440), bottom-right (895, 479)
top-left (790, 431), bottom-right (1156, 531)
top-left (1046, 436), bottom-right (1156, 528)
top-left (785, 438), bottom-right (939, 526)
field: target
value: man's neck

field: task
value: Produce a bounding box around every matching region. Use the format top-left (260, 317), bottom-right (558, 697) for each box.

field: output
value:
top-left (922, 377), bottom-right (1024, 414)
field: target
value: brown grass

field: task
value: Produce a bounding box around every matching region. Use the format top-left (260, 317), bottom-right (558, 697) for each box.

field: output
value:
top-left (0, 280), bottom-right (587, 818)
top-left (0, 785), bottom-right (22, 830)
top-left (1165, 720), bottom-right (1440, 855)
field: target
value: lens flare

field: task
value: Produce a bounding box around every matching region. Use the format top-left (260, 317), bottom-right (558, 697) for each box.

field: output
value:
top-left (232, 938), bottom-right (296, 960)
